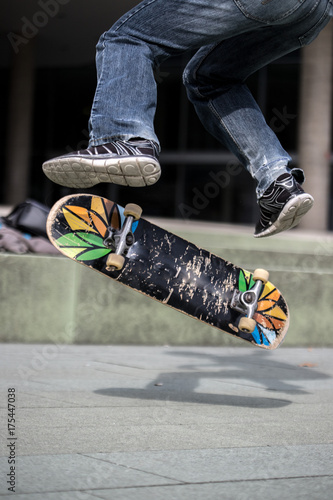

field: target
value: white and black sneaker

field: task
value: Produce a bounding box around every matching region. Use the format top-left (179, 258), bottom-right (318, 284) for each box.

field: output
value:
top-left (42, 139), bottom-right (161, 188)
top-left (254, 171), bottom-right (314, 238)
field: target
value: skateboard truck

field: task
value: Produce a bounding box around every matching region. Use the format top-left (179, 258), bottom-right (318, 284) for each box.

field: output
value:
top-left (231, 268), bottom-right (269, 333)
top-left (105, 203), bottom-right (142, 272)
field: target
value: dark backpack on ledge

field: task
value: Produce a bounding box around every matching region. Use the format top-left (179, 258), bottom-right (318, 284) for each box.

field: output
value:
top-left (2, 199), bottom-right (49, 238)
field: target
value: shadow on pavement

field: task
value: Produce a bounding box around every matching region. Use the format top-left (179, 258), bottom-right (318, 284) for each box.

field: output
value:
top-left (94, 349), bottom-right (331, 409)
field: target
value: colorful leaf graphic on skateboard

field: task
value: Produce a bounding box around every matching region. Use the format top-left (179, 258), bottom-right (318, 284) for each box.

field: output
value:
top-left (53, 196), bottom-right (138, 262)
top-left (238, 269), bottom-right (288, 347)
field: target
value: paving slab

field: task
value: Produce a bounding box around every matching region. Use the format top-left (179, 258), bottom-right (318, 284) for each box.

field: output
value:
top-left (91, 477), bottom-right (333, 500)
top-left (0, 345), bottom-right (332, 498)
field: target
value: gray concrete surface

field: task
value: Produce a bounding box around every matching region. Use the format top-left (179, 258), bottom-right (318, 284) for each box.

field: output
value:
top-left (0, 344), bottom-right (332, 499)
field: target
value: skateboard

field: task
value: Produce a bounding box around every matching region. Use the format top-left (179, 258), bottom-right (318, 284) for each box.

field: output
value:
top-left (47, 194), bottom-right (289, 349)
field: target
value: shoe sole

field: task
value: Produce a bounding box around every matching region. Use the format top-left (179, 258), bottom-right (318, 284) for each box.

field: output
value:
top-left (42, 155), bottom-right (161, 188)
top-left (254, 193), bottom-right (314, 238)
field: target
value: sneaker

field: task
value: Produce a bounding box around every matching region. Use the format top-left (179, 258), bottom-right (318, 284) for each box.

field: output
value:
top-left (254, 171), bottom-right (314, 238)
top-left (42, 139), bottom-right (161, 188)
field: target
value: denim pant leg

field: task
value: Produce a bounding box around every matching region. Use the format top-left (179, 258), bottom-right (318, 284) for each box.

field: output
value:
top-left (184, 1), bottom-right (333, 196)
top-left (88, 0), bottom-right (254, 147)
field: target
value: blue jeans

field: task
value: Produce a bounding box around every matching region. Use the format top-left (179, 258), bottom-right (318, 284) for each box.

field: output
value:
top-left (88, 0), bottom-right (333, 196)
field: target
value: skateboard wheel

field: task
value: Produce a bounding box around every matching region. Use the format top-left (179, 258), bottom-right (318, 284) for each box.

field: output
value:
top-left (124, 203), bottom-right (142, 221)
top-left (252, 268), bottom-right (269, 284)
top-left (239, 317), bottom-right (256, 334)
top-left (106, 253), bottom-right (125, 271)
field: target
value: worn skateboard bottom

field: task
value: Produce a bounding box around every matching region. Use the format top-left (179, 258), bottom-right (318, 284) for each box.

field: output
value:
top-left (47, 195), bottom-right (289, 349)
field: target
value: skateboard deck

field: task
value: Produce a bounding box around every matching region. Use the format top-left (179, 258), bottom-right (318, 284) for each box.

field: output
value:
top-left (47, 194), bottom-right (289, 349)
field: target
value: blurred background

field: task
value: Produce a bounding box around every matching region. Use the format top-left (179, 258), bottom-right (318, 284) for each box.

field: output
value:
top-left (1, 0), bottom-right (332, 231)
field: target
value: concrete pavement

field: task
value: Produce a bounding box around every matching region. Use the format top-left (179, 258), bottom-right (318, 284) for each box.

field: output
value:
top-left (0, 344), bottom-right (332, 499)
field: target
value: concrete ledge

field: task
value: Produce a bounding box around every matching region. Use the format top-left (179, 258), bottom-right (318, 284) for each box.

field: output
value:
top-left (1, 221), bottom-right (333, 346)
